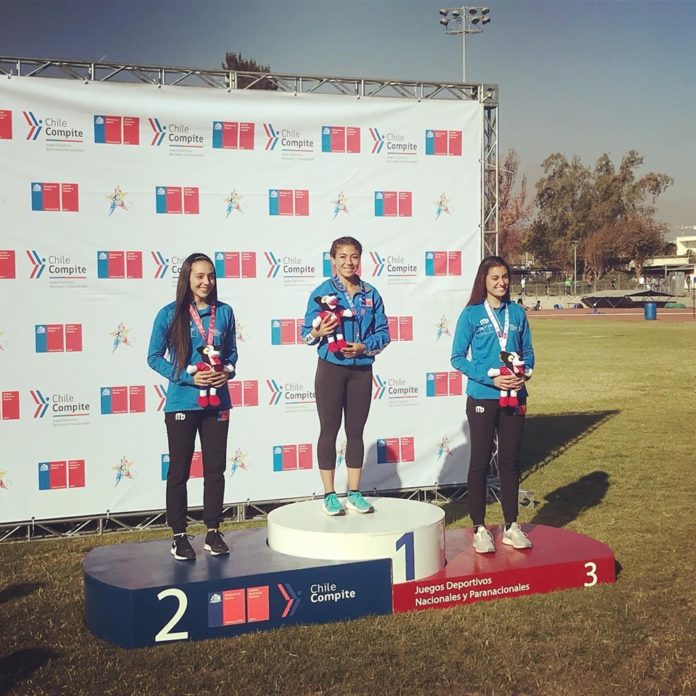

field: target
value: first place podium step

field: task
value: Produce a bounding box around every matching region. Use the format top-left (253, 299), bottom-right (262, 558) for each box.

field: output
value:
top-left (83, 499), bottom-right (615, 648)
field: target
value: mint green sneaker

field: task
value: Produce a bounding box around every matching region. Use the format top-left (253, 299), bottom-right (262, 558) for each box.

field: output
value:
top-left (345, 491), bottom-right (374, 514)
top-left (322, 492), bottom-right (345, 516)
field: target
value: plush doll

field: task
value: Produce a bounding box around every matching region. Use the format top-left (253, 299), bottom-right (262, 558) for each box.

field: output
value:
top-left (487, 350), bottom-right (532, 409)
top-left (312, 294), bottom-right (354, 352)
top-left (186, 345), bottom-right (235, 408)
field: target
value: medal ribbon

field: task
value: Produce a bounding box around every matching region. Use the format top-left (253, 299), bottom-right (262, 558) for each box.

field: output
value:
top-left (189, 304), bottom-right (216, 346)
top-left (332, 275), bottom-right (365, 342)
top-left (484, 300), bottom-right (509, 353)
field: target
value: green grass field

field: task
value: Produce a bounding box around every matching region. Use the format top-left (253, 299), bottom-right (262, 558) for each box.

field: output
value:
top-left (2, 319), bottom-right (695, 696)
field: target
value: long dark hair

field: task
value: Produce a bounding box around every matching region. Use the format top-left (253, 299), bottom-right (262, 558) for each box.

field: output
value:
top-left (467, 256), bottom-right (511, 306)
top-left (166, 253), bottom-right (218, 374)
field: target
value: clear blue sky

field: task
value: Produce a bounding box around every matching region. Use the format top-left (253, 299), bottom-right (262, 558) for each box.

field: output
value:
top-left (1, 0), bottom-right (693, 230)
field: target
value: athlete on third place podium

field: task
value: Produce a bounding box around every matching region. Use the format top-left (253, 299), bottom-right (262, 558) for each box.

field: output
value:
top-left (302, 237), bottom-right (391, 516)
top-left (451, 256), bottom-right (535, 554)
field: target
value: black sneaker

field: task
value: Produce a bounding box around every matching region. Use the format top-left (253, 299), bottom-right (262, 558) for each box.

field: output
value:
top-left (204, 529), bottom-right (229, 556)
top-left (171, 534), bottom-right (196, 561)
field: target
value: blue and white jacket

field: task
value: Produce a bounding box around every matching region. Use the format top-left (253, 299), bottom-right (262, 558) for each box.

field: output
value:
top-left (147, 301), bottom-right (238, 412)
top-left (301, 276), bottom-right (390, 366)
top-left (451, 300), bottom-right (534, 400)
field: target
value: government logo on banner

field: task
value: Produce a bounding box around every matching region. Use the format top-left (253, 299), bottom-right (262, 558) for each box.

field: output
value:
top-left (161, 452), bottom-right (202, 480)
top-left (377, 437), bottom-right (415, 464)
top-left (263, 123), bottom-right (315, 160)
top-left (24, 111), bottom-right (85, 150)
top-left (31, 182), bottom-right (79, 212)
top-left (155, 186), bottom-right (199, 214)
top-left (35, 324), bottom-right (83, 353)
top-left (0, 110), bottom-right (12, 139)
top-left (215, 251), bottom-right (257, 279)
top-left (100, 386), bottom-right (145, 414)
top-left (228, 380), bottom-right (259, 407)
top-left (425, 251), bottom-right (462, 276)
top-left (387, 316), bottom-right (414, 341)
top-left (212, 121), bottom-right (255, 150)
top-left (97, 251), bottom-right (143, 279)
top-left (94, 115), bottom-right (139, 145)
top-left (426, 371), bottom-right (463, 397)
top-left (0, 250), bottom-right (16, 279)
top-left (38, 459), bottom-right (85, 490)
top-left (1, 391), bottom-right (20, 420)
top-left (208, 586), bottom-right (270, 627)
top-left (270, 319), bottom-right (304, 346)
top-left (268, 189), bottom-right (309, 216)
top-left (272, 444), bottom-right (313, 471)
top-left (321, 125), bottom-right (360, 153)
top-left (425, 129), bottom-right (462, 156)
top-left (374, 191), bottom-right (412, 217)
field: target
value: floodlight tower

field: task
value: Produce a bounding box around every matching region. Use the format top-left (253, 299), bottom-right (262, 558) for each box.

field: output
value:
top-left (438, 6), bottom-right (491, 83)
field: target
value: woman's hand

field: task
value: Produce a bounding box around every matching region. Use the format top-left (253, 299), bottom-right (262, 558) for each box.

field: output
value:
top-left (311, 314), bottom-right (338, 338)
top-left (493, 375), bottom-right (524, 390)
top-left (341, 342), bottom-right (365, 359)
top-left (193, 371), bottom-right (213, 387)
top-left (208, 371), bottom-right (230, 388)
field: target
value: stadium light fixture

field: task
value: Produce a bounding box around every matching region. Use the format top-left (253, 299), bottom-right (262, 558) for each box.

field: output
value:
top-left (437, 5), bottom-right (492, 83)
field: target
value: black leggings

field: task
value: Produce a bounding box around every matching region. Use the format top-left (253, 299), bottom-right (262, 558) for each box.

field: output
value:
top-left (314, 359), bottom-right (372, 470)
top-left (164, 410), bottom-right (229, 534)
top-left (466, 398), bottom-right (525, 526)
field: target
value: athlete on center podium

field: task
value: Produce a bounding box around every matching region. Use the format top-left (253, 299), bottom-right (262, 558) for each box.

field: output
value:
top-left (301, 236), bottom-right (391, 516)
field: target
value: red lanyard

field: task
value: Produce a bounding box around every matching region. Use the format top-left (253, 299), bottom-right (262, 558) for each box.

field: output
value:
top-left (189, 304), bottom-right (216, 345)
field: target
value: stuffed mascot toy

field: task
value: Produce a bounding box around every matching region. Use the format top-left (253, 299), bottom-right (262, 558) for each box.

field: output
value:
top-left (487, 350), bottom-right (532, 409)
top-left (187, 345), bottom-right (235, 408)
top-left (312, 294), bottom-right (354, 352)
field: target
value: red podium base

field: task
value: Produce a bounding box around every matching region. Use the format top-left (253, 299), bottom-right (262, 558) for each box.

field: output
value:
top-left (393, 524), bottom-right (615, 612)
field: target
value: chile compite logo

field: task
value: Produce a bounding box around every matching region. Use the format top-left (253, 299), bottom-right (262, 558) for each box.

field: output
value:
top-left (113, 456), bottom-right (135, 485)
top-left (372, 374), bottom-right (419, 403)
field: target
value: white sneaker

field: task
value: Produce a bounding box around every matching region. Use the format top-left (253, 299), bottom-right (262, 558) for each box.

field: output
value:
top-left (502, 522), bottom-right (532, 549)
top-left (473, 525), bottom-right (495, 554)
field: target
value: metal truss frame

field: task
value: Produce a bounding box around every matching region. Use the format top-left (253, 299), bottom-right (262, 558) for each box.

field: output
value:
top-left (0, 56), bottom-right (499, 541)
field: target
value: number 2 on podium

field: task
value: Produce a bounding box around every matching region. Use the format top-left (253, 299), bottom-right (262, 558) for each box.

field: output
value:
top-left (396, 532), bottom-right (415, 581)
top-left (155, 588), bottom-right (189, 642)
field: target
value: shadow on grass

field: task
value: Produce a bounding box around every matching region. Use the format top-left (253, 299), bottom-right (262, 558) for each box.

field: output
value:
top-left (531, 470), bottom-right (610, 528)
top-left (520, 410), bottom-right (620, 481)
top-left (0, 648), bottom-right (60, 694)
top-left (0, 582), bottom-right (45, 605)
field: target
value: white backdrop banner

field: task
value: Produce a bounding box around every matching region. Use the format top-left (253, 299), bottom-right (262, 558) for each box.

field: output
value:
top-left (0, 76), bottom-right (482, 524)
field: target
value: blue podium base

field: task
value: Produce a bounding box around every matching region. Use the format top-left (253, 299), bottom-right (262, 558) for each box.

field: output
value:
top-left (84, 527), bottom-right (392, 648)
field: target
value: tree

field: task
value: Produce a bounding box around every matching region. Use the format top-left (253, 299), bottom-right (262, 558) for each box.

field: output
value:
top-left (527, 150), bottom-right (672, 279)
top-left (222, 52), bottom-right (277, 90)
top-left (498, 149), bottom-right (532, 262)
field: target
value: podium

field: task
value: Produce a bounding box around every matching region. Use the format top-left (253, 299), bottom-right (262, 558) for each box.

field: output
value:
top-left (83, 499), bottom-right (615, 648)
